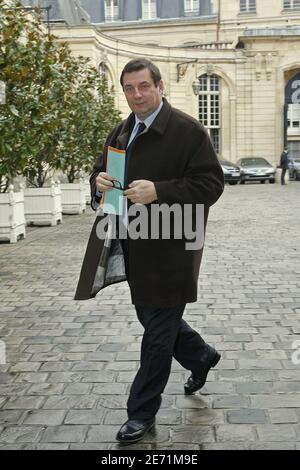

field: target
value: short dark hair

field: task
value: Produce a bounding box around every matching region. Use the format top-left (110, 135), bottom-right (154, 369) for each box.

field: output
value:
top-left (120, 59), bottom-right (162, 87)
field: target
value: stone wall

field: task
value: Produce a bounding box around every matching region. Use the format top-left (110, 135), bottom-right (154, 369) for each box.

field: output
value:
top-left (50, 1), bottom-right (300, 165)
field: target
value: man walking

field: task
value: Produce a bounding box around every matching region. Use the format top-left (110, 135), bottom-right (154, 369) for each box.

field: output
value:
top-left (75, 59), bottom-right (224, 444)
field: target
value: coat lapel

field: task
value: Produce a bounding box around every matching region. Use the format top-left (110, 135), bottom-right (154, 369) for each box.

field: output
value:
top-left (115, 113), bottom-right (135, 150)
top-left (150, 99), bottom-right (172, 135)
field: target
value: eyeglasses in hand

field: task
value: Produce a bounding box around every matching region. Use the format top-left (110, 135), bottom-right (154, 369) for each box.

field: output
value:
top-left (112, 180), bottom-right (128, 191)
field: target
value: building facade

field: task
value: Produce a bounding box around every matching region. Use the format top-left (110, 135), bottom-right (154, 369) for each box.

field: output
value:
top-left (22, 1), bottom-right (300, 164)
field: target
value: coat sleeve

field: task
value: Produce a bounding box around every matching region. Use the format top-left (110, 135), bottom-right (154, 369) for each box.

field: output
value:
top-left (154, 126), bottom-right (224, 207)
top-left (89, 125), bottom-right (124, 211)
top-left (89, 153), bottom-right (105, 211)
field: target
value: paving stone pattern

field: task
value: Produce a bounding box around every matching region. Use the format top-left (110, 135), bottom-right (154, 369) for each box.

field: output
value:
top-left (0, 183), bottom-right (300, 450)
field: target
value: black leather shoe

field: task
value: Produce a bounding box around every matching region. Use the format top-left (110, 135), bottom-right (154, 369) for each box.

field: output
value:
top-left (184, 348), bottom-right (221, 395)
top-left (116, 418), bottom-right (155, 444)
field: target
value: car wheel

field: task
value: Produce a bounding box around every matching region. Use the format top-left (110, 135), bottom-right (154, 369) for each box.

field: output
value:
top-left (240, 180), bottom-right (245, 185)
top-left (260, 180), bottom-right (266, 184)
top-left (269, 179), bottom-right (275, 184)
top-left (229, 182), bottom-right (238, 185)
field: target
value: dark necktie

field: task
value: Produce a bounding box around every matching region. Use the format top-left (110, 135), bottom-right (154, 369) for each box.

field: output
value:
top-left (124, 122), bottom-right (146, 187)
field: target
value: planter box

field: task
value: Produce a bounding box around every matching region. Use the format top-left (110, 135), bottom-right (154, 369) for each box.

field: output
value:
top-left (0, 185), bottom-right (26, 243)
top-left (24, 181), bottom-right (62, 226)
top-left (60, 179), bottom-right (86, 215)
top-left (84, 178), bottom-right (91, 205)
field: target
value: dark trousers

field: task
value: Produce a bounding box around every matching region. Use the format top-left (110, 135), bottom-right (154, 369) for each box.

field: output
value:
top-left (127, 304), bottom-right (208, 420)
top-left (281, 168), bottom-right (287, 185)
top-left (121, 237), bottom-right (208, 420)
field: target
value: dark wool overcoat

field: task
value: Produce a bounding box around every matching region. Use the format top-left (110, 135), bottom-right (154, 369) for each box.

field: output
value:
top-left (74, 99), bottom-right (224, 307)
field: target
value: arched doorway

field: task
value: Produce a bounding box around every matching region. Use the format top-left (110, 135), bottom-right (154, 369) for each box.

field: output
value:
top-left (284, 71), bottom-right (300, 159)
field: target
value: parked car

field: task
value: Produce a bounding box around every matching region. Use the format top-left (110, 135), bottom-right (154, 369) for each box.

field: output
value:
top-left (288, 157), bottom-right (300, 181)
top-left (220, 159), bottom-right (241, 185)
top-left (237, 157), bottom-right (276, 184)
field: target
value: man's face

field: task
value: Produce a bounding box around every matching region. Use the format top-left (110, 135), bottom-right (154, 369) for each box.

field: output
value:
top-left (122, 68), bottom-right (163, 120)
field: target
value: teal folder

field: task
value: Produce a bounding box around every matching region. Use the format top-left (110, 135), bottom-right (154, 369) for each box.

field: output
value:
top-left (101, 146), bottom-right (126, 215)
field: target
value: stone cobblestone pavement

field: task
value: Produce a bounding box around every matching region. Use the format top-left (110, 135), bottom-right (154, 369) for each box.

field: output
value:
top-left (0, 182), bottom-right (300, 450)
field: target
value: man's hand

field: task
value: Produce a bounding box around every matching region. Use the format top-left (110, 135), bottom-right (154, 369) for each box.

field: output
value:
top-left (124, 180), bottom-right (158, 204)
top-left (96, 172), bottom-right (116, 192)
